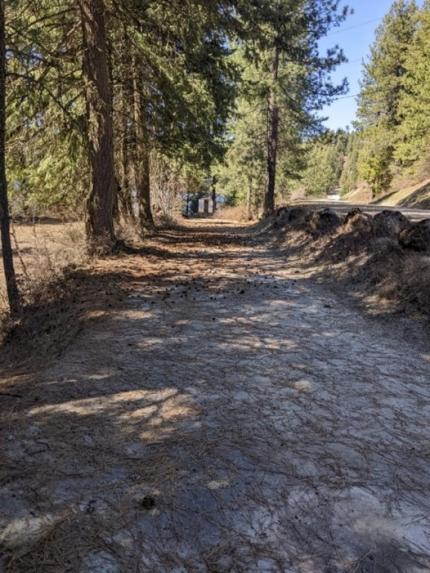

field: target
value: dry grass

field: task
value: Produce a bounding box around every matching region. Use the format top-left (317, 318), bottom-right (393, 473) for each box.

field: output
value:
top-left (0, 221), bottom-right (86, 313)
top-left (217, 205), bottom-right (253, 221)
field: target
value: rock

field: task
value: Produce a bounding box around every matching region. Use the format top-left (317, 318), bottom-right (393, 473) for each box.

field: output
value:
top-left (343, 209), bottom-right (374, 234)
top-left (306, 208), bottom-right (342, 234)
top-left (373, 210), bottom-right (411, 237)
top-left (275, 206), bottom-right (310, 227)
top-left (273, 206), bottom-right (310, 230)
top-left (141, 495), bottom-right (156, 510)
top-left (275, 207), bottom-right (289, 220)
top-left (399, 219), bottom-right (430, 252)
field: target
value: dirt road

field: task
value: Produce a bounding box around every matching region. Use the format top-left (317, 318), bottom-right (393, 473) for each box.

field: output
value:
top-left (1, 221), bottom-right (430, 572)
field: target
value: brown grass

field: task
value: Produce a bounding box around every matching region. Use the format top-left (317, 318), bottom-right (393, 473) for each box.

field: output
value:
top-left (0, 221), bottom-right (86, 312)
top-left (217, 205), bottom-right (253, 222)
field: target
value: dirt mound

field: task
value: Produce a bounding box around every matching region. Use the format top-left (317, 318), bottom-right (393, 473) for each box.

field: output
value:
top-left (306, 208), bottom-right (342, 235)
top-left (374, 210), bottom-right (411, 237)
top-left (343, 209), bottom-right (375, 234)
top-left (275, 206), bottom-right (310, 229)
top-left (271, 207), bottom-right (430, 318)
top-left (399, 219), bottom-right (430, 252)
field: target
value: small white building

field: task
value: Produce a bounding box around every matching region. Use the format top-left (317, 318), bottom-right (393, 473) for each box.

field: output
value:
top-left (198, 196), bottom-right (215, 215)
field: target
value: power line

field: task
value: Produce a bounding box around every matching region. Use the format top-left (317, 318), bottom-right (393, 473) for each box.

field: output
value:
top-left (326, 16), bottom-right (384, 37)
top-left (332, 93), bottom-right (360, 101)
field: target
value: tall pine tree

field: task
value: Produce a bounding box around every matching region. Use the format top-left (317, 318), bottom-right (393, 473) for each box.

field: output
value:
top-left (357, 0), bottom-right (418, 194)
top-left (395, 0), bottom-right (430, 165)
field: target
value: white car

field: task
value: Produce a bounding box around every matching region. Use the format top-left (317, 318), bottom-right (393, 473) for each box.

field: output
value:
top-left (327, 189), bottom-right (341, 202)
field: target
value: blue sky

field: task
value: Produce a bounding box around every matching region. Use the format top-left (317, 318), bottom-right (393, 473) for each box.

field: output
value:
top-left (319, 0), bottom-right (403, 130)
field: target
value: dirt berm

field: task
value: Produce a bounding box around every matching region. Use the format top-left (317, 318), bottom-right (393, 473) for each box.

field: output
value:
top-left (271, 206), bottom-right (430, 318)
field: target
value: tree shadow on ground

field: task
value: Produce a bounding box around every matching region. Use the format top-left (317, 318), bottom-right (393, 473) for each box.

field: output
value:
top-left (1, 224), bottom-right (430, 572)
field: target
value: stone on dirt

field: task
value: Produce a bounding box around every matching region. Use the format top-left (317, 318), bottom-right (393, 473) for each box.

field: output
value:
top-left (399, 219), bottom-right (430, 252)
top-left (343, 209), bottom-right (374, 234)
top-left (275, 206), bottom-right (310, 229)
top-left (373, 210), bottom-right (411, 237)
top-left (306, 208), bottom-right (342, 235)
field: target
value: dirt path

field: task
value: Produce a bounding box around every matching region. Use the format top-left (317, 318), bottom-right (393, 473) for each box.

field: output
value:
top-left (1, 221), bottom-right (430, 572)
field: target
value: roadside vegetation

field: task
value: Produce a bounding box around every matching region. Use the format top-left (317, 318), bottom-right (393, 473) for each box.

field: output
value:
top-left (270, 205), bottom-right (430, 320)
top-left (0, 0), bottom-right (349, 318)
top-left (290, 0), bottom-right (430, 201)
top-left (1, 1), bottom-right (430, 325)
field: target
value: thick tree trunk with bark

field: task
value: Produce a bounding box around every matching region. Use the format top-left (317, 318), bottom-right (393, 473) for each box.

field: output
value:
top-left (0, 1), bottom-right (20, 316)
top-left (264, 45), bottom-right (280, 217)
top-left (132, 62), bottom-right (153, 231)
top-left (113, 25), bottom-right (134, 223)
top-left (79, 0), bottom-right (116, 253)
top-left (118, 100), bottom-right (131, 221)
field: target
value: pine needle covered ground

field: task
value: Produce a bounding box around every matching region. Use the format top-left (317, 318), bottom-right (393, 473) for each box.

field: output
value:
top-left (1, 220), bottom-right (430, 572)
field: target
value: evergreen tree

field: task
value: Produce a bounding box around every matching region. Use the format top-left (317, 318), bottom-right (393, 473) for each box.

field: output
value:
top-left (0, 0), bottom-right (20, 315)
top-left (356, 0), bottom-right (418, 194)
top-left (300, 131), bottom-right (347, 197)
top-left (79, 0), bottom-right (116, 253)
top-left (395, 0), bottom-right (430, 165)
top-left (339, 131), bottom-right (361, 194)
top-left (256, 0), bottom-right (348, 215)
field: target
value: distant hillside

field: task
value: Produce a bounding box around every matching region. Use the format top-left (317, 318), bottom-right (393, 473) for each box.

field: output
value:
top-left (342, 179), bottom-right (430, 209)
top-left (343, 187), bottom-right (373, 204)
top-left (376, 179), bottom-right (430, 209)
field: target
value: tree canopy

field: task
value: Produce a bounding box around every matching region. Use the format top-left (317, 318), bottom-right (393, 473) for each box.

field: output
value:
top-left (0, 0), bottom-right (349, 310)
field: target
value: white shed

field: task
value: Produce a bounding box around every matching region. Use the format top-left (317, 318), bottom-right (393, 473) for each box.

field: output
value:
top-left (198, 196), bottom-right (215, 215)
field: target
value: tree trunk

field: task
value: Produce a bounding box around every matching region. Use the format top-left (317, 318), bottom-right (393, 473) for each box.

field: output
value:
top-left (246, 180), bottom-right (254, 221)
top-left (264, 45), bottom-right (280, 217)
top-left (0, 1), bottom-right (20, 316)
top-left (132, 61), bottom-right (153, 231)
top-left (79, 0), bottom-right (116, 254)
top-left (113, 24), bottom-right (133, 223)
top-left (211, 175), bottom-right (217, 214)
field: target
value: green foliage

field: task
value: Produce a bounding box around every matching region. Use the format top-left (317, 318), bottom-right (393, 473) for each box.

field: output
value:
top-left (356, 0), bottom-right (418, 194)
top-left (6, 0), bottom-right (86, 213)
top-left (5, 0), bottom-right (242, 213)
top-left (2, 0), bottom-right (349, 218)
top-left (347, 0), bottom-right (430, 195)
top-left (357, 126), bottom-right (394, 195)
top-left (294, 131), bottom-right (347, 197)
top-left (339, 132), bottom-right (361, 194)
top-left (395, 0), bottom-right (430, 164)
top-left (217, 0), bottom-right (349, 212)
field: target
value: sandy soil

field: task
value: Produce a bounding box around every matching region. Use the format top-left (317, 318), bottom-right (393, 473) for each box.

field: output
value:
top-left (1, 220), bottom-right (430, 572)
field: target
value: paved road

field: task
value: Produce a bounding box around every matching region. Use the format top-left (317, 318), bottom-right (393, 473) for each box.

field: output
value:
top-left (294, 199), bottom-right (430, 221)
top-left (1, 222), bottom-right (430, 572)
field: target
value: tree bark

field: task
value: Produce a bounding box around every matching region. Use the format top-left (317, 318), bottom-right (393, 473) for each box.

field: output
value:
top-left (132, 60), bottom-right (153, 231)
top-left (246, 180), bottom-right (254, 221)
top-left (116, 25), bottom-right (134, 223)
top-left (0, 0), bottom-right (20, 316)
top-left (211, 175), bottom-right (217, 214)
top-left (264, 45), bottom-right (280, 217)
top-left (79, 0), bottom-right (116, 253)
